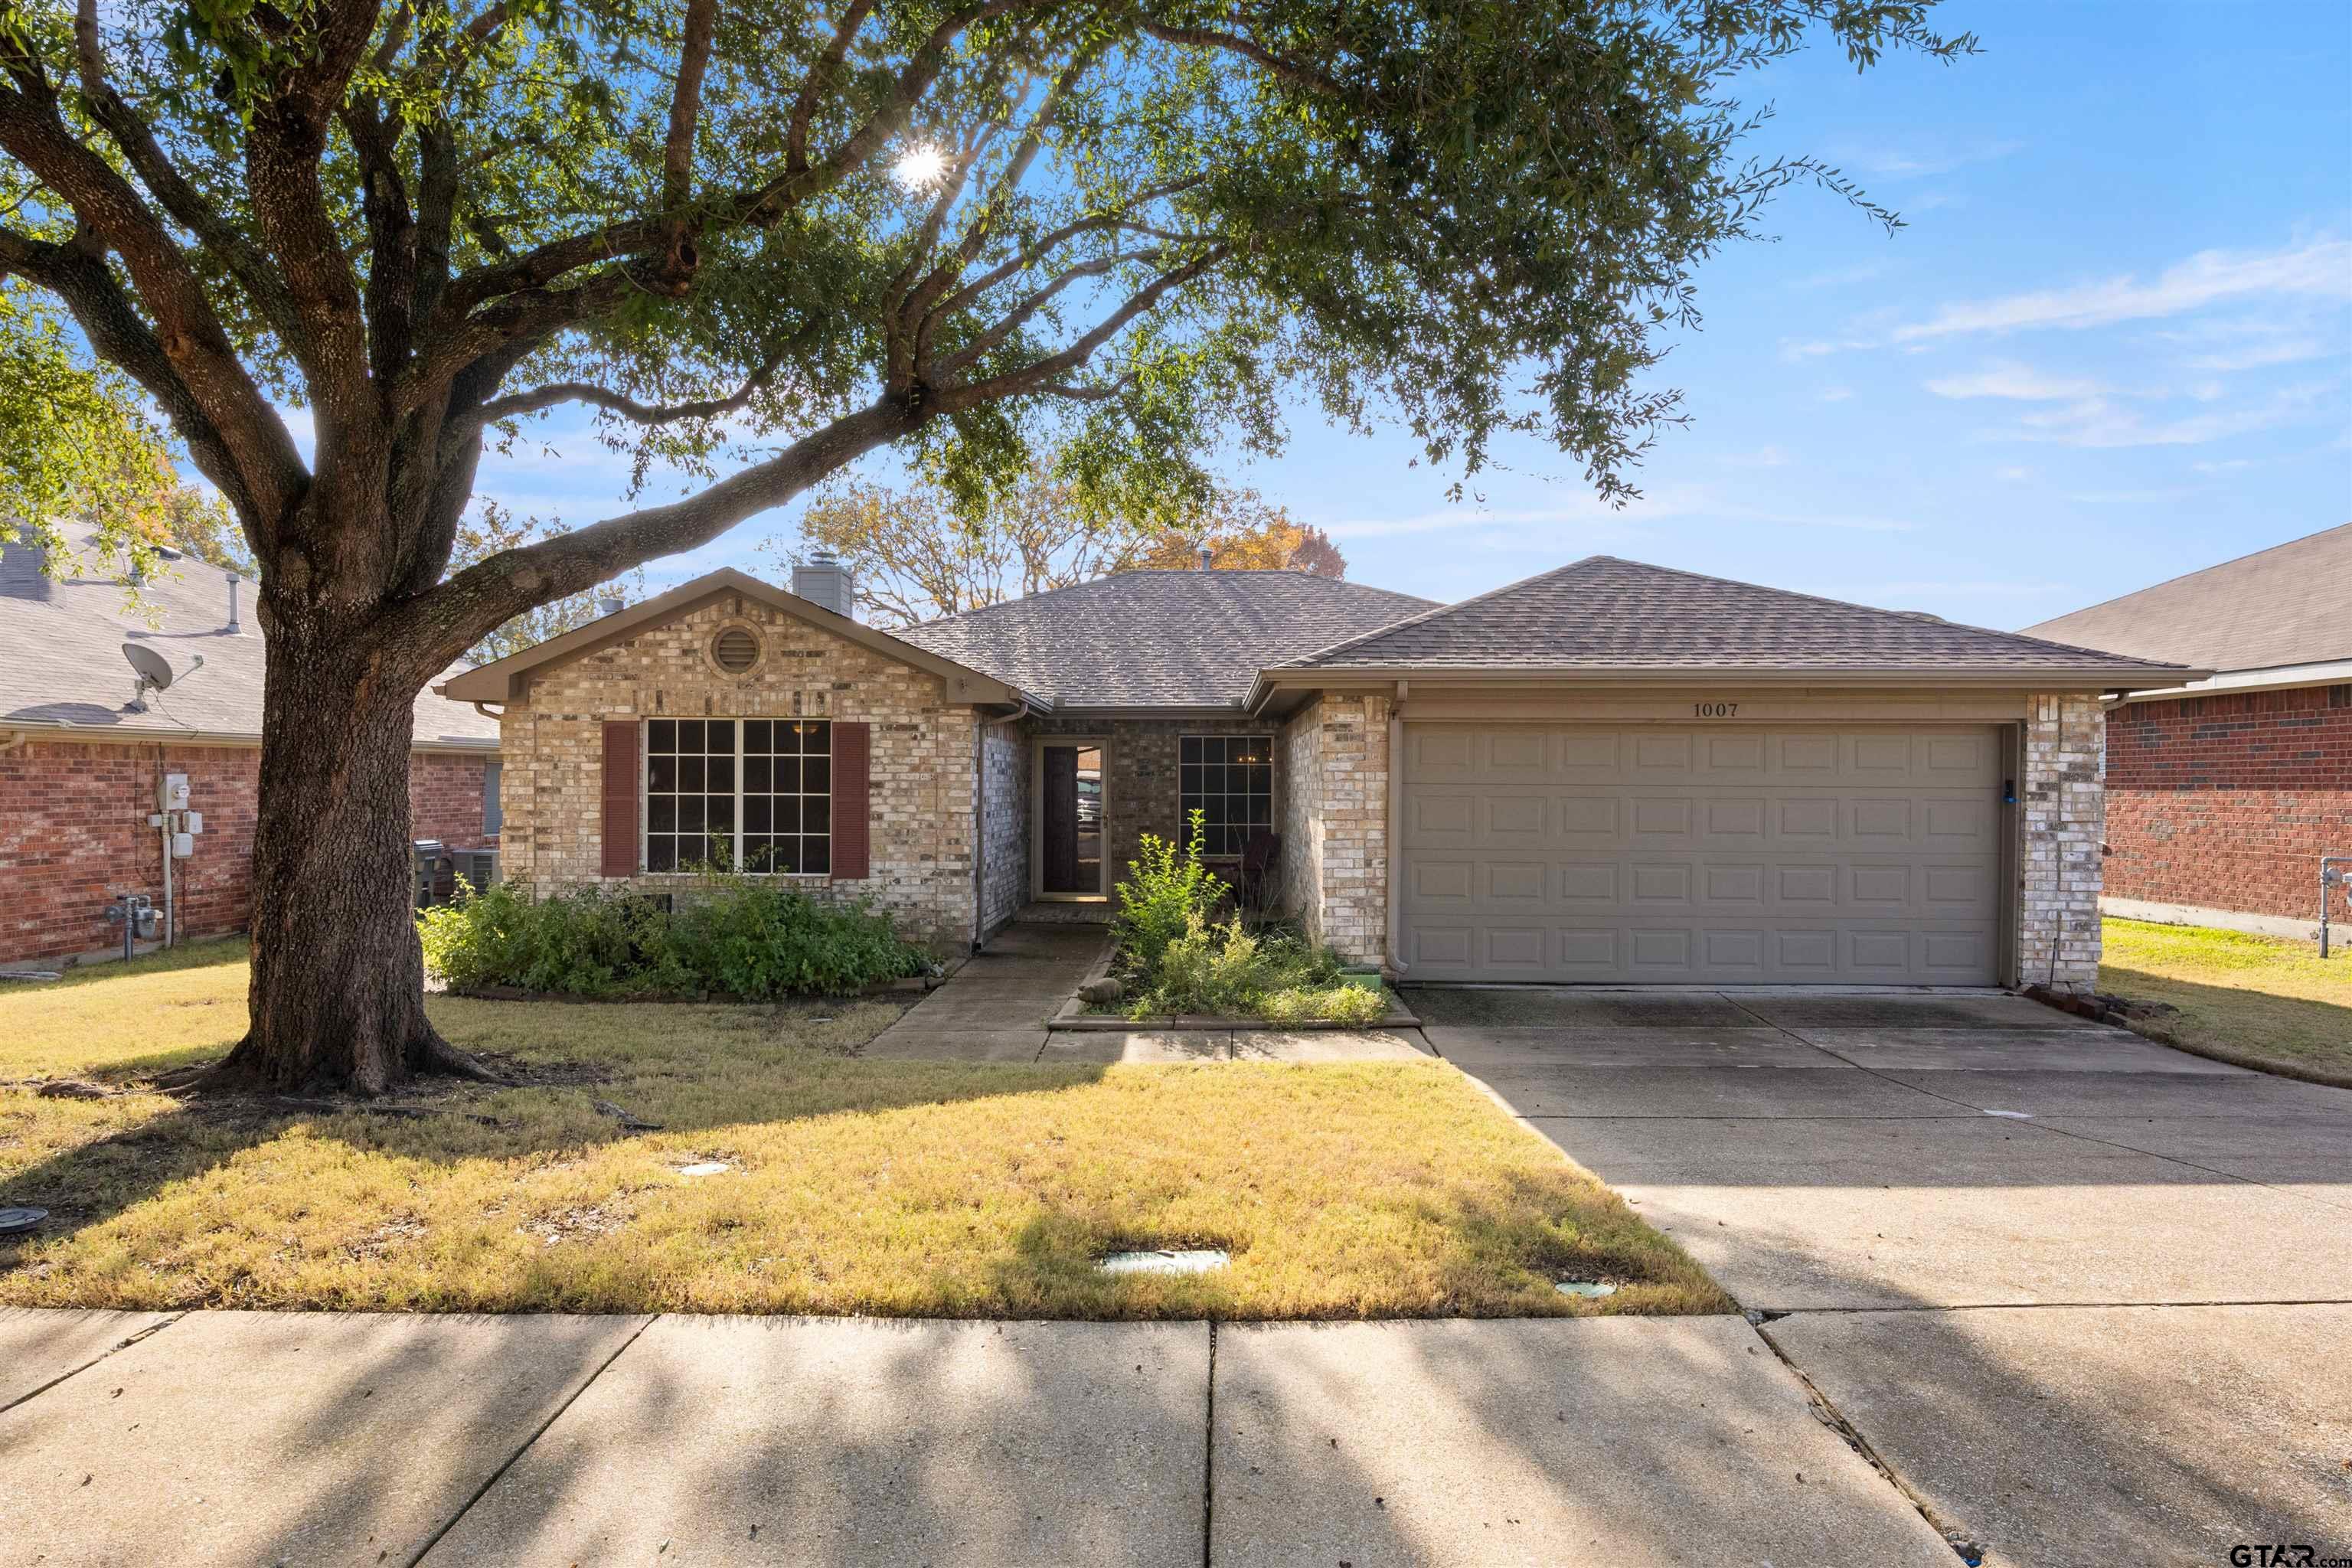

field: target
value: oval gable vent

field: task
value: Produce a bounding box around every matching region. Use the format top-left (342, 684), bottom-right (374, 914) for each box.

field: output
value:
top-left (712, 626), bottom-right (761, 673)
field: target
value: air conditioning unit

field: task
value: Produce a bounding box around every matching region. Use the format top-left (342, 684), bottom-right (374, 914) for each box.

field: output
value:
top-left (412, 841), bottom-right (453, 910)
top-left (457, 849), bottom-right (499, 892)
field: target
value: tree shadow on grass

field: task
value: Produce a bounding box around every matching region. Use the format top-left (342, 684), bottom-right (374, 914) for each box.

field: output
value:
top-left (0, 1031), bottom-right (1110, 1289)
top-left (2100, 963), bottom-right (2352, 1078)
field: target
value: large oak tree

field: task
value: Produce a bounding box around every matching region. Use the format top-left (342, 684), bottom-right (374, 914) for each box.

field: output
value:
top-left (0, 0), bottom-right (1968, 1093)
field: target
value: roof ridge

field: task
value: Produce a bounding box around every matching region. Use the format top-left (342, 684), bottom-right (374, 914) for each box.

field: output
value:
top-left (904, 567), bottom-right (1439, 634)
top-left (2020, 520), bottom-right (2352, 631)
top-left (1276, 554), bottom-right (1620, 668)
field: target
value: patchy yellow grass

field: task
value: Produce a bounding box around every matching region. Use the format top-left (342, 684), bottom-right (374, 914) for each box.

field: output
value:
top-left (1, 942), bottom-right (1726, 1320)
top-left (2101, 917), bottom-right (2352, 1074)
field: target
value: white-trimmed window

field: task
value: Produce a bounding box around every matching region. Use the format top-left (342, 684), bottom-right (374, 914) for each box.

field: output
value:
top-left (645, 717), bottom-right (831, 873)
top-left (1179, 734), bottom-right (1272, 857)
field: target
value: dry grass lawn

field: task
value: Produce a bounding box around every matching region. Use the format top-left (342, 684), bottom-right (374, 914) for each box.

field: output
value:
top-left (1, 939), bottom-right (1727, 1320)
top-left (2101, 917), bottom-right (2352, 1076)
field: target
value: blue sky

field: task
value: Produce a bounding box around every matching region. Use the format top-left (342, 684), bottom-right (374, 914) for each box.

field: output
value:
top-left (468, 1), bottom-right (2352, 632)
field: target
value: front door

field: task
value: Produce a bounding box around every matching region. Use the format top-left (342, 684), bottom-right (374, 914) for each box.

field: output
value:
top-left (1040, 743), bottom-right (1106, 895)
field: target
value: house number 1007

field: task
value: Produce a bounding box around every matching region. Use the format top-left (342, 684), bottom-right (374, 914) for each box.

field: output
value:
top-left (1694, 702), bottom-right (1739, 718)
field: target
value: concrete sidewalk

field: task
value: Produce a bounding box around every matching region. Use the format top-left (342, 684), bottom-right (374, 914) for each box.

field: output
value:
top-left (2, 1306), bottom-right (1955, 1567)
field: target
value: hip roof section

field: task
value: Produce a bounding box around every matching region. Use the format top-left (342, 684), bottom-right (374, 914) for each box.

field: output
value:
top-left (1274, 555), bottom-right (2197, 682)
top-left (1, 521), bottom-right (496, 750)
top-left (2020, 522), bottom-right (2352, 675)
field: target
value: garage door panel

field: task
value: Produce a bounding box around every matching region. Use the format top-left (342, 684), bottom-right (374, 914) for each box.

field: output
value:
top-left (1485, 794), bottom-right (1547, 838)
top-left (1629, 862), bottom-right (1694, 905)
top-left (1410, 792), bottom-right (1475, 841)
top-left (1400, 724), bottom-right (2004, 985)
top-left (1702, 796), bottom-right (1767, 841)
top-left (1557, 795), bottom-right (1621, 840)
top-left (1632, 733), bottom-right (1694, 772)
top-left (1560, 862), bottom-right (1619, 903)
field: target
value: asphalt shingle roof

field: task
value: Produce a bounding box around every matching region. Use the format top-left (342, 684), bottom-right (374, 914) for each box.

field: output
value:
top-left (894, 570), bottom-right (1439, 708)
top-left (1279, 555), bottom-right (2192, 677)
top-left (2019, 523), bottom-right (2352, 675)
top-left (0, 521), bottom-right (499, 749)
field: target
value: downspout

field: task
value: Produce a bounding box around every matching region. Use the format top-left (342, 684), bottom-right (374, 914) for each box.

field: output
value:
top-left (0, 729), bottom-right (27, 755)
top-left (1385, 679), bottom-right (1407, 978)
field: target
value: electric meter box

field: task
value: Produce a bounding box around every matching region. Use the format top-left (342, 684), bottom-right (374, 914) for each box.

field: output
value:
top-left (161, 773), bottom-right (191, 812)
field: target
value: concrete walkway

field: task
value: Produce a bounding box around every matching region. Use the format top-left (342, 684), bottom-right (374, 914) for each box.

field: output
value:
top-left (1423, 987), bottom-right (2352, 1566)
top-left (1, 1306), bottom-right (1955, 1567)
top-left (864, 922), bottom-right (1436, 1063)
top-left (862, 922), bottom-right (1106, 1060)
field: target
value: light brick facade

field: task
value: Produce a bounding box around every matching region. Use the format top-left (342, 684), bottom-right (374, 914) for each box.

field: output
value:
top-left (496, 593), bottom-right (981, 949)
top-left (2020, 692), bottom-right (2106, 992)
top-left (0, 736), bottom-right (493, 967)
top-left (2102, 684), bottom-right (2352, 925)
top-left (1277, 694), bottom-right (1390, 964)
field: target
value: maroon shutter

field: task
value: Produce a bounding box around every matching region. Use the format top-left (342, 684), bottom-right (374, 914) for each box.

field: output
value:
top-left (831, 720), bottom-right (870, 880)
top-left (600, 720), bottom-right (639, 877)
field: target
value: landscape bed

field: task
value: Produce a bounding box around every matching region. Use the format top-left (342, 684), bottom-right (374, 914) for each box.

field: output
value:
top-left (0, 940), bottom-right (1730, 1320)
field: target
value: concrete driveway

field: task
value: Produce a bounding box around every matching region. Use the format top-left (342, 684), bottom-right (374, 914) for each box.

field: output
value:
top-left (1419, 985), bottom-right (2352, 1567)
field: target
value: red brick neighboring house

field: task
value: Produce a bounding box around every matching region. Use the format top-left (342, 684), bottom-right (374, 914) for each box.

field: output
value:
top-left (2023, 522), bottom-right (2352, 941)
top-left (1, 522), bottom-right (500, 968)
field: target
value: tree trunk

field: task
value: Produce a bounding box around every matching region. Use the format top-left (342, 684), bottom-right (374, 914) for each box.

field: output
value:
top-left (207, 596), bottom-right (491, 1096)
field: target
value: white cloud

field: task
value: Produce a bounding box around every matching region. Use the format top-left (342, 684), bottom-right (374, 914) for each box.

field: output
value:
top-left (2009, 381), bottom-right (2339, 449)
top-left (2185, 335), bottom-right (2333, 373)
top-left (1840, 139), bottom-right (2024, 180)
top-left (1994, 466), bottom-right (2032, 483)
top-left (2062, 488), bottom-right (2188, 505)
top-left (1321, 485), bottom-right (1916, 541)
top-left (1893, 237), bottom-right (2352, 341)
top-left (2192, 458), bottom-right (2254, 475)
top-left (1818, 386), bottom-right (1854, 403)
top-left (1926, 362), bottom-right (2106, 401)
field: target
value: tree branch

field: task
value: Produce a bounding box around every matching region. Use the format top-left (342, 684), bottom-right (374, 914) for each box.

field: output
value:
top-left (662, 0), bottom-right (718, 214)
top-left (0, 55), bottom-right (305, 525)
top-left (1137, 20), bottom-right (1346, 96)
top-left (787, 0), bottom-right (877, 174)
top-left (410, 396), bottom-right (921, 662)
top-left (70, 0), bottom-right (305, 345)
top-left (939, 245), bottom-right (1225, 410)
top-left (473, 341), bottom-right (792, 426)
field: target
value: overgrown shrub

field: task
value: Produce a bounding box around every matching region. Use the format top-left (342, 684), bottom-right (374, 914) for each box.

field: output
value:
top-left (418, 873), bottom-right (928, 999)
top-left (1123, 910), bottom-right (1387, 1026)
top-left (1112, 809), bottom-right (1227, 976)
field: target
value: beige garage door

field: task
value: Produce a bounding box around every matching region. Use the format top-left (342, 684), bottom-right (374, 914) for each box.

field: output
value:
top-left (1399, 724), bottom-right (2005, 985)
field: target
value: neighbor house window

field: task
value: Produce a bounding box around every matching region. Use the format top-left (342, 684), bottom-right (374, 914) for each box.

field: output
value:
top-left (645, 717), bottom-right (830, 873)
top-left (1179, 735), bottom-right (1272, 857)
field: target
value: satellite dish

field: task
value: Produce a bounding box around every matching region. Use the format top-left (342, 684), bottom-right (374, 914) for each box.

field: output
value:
top-left (124, 643), bottom-right (178, 691)
top-left (122, 643), bottom-right (204, 710)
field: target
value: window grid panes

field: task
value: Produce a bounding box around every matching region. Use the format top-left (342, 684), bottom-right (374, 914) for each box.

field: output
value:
top-left (645, 718), bottom-right (830, 874)
top-left (1179, 735), bottom-right (1272, 858)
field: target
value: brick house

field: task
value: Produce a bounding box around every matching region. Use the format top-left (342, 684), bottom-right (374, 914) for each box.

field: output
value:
top-left (444, 554), bottom-right (2190, 991)
top-left (0, 523), bottom-right (500, 968)
top-left (2024, 522), bottom-right (2352, 941)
